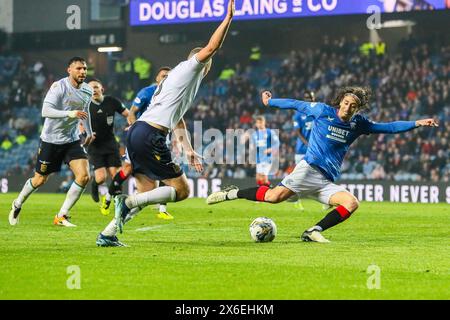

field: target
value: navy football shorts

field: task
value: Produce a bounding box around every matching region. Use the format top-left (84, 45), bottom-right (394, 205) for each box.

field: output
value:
top-left (126, 121), bottom-right (183, 181)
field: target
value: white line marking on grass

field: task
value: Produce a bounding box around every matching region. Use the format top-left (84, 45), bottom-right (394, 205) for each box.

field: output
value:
top-left (135, 225), bottom-right (166, 232)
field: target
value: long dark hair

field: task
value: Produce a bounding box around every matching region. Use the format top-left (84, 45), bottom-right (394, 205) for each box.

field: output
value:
top-left (330, 86), bottom-right (372, 111)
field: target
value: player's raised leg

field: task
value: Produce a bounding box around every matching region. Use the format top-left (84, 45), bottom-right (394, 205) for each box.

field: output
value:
top-left (54, 158), bottom-right (90, 227)
top-left (9, 172), bottom-right (49, 225)
top-left (207, 184), bottom-right (294, 205)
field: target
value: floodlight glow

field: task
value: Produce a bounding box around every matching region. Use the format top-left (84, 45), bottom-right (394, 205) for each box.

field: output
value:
top-left (97, 46), bottom-right (123, 52)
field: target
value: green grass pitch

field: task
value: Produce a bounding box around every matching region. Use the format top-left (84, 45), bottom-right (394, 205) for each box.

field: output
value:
top-left (0, 193), bottom-right (449, 299)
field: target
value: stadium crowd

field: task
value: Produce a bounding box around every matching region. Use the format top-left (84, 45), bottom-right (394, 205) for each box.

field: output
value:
top-left (0, 35), bottom-right (448, 183)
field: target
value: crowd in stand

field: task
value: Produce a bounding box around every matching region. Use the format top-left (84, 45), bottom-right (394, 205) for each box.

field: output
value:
top-left (185, 36), bottom-right (449, 183)
top-left (0, 56), bottom-right (45, 153)
top-left (0, 35), bottom-right (448, 183)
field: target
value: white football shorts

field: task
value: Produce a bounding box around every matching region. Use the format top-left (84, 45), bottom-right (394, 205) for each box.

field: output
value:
top-left (281, 160), bottom-right (347, 205)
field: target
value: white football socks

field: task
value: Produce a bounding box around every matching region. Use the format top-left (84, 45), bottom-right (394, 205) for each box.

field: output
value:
top-left (58, 182), bottom-right (85, 217)
top-left (15, 178), bottom-right (37, 207)
top-left (102, 207), bottom-right (142, 236)
top-left (102, 219), bottom-right (118, 237)
top-left (125, 186), bottom-right (176, 209)
top-left (102, 187), bottom-right (176, 237)
top-left (159, 204), bottom-right (167, 212)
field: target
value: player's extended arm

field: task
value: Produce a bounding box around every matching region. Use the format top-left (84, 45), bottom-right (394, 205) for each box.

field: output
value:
top-left (42, 102), bottom-right (88, 120)
top-left (174, 119), bottom-right (203, 173)
top-left (262, 91), bottom-right (322, 118)
top-left (269, 98), bottom-right (313, 111)
top-left (196, 0), bottom-right (234, 63)
top-left (366, 118), bottom-right (438, 134)
top-left (174, 118), bottom-right (195, 153)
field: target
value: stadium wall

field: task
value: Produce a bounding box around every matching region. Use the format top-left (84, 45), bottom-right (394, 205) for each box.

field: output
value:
top-left (12, 0), bottom-right (123, 33)
top-left (1, 175), bottom-right (449, 204)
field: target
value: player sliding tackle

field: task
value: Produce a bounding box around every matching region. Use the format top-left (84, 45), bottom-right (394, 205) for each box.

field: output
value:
top-left (207, 87), bottom-right (439, 243)
top-left (96, 0), bottom-right (235, 246)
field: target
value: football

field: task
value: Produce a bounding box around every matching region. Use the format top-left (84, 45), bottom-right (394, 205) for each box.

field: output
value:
top-left (249, 217), bottom-right (277, 242)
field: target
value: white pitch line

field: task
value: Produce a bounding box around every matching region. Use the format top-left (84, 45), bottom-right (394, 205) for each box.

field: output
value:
top-left (135, 225), bottom-right (166, 232)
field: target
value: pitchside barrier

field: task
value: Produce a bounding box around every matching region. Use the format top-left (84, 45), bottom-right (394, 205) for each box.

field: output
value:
top-left (1, 174), bottom-right (449, 204)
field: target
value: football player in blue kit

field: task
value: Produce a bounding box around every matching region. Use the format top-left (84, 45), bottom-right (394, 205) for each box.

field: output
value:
top-left (250, 115), bottom-right (279, 187)
top-left (207, 87), bottom-right (439, 243)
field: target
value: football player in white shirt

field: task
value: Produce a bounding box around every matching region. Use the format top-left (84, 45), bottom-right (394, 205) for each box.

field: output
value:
top-left (96, 0), bottom-right (235, 247)
top-left (9, 57), bottom-right (95, 227)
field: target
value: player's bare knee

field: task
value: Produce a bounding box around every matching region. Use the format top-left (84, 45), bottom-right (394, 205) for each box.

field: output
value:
top-left (95, 175), bottom-right (106, 185)
top-left (32, 173), bottom-right (48, 187)
top-left (264, 190), bottom-right (282, 203)
top-left (346, 197), bottom-right (359, 212)
top-left (76, 173), bottom-right (90, 186)
top-left (175, 187), bottom-right (189, 201)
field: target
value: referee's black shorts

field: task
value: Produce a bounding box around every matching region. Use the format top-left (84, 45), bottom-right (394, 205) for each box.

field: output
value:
top-left (126, 121), bottom-right (183, 181)
top-left (87, 140), bottom-right (122, 170)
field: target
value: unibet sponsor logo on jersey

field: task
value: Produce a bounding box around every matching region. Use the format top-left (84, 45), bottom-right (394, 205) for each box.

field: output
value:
top-left (326, 125), bottom-right (350, 143)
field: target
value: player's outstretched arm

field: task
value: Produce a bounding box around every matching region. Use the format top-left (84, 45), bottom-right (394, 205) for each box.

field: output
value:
top-left (415, 118), bottom-right (439, 128)
top-left (196, 0), bottom-right (234, 63)
top-left (261, 91), bottom-right (323, 118)
top-left (366, 118), bottom-right (439, 134)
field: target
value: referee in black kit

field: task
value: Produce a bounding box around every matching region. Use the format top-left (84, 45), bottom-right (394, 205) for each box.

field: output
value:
top-left (84, 78), bottom-right (129, 214)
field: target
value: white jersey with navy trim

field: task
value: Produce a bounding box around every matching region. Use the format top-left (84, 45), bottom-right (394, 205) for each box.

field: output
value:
top-left (138, 54), bottom-right (205, 130)
top-left (40, 77), bottom-right (93, 144)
